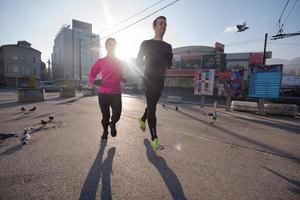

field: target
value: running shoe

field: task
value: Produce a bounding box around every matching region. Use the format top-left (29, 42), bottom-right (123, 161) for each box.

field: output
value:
top-left (100, 132), bottom-right (108, 142)
top-left (151, 138), bottom-right (165, 150)
top-left (138, 118), bottom-right (146, 131)
top-left (110, 123), bottom-right (117, 137)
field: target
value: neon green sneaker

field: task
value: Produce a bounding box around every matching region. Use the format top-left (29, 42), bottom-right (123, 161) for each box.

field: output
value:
top-left (151, 138), bottom-right (165, 150)
top-left (138, 118), bottom-right (146, 131)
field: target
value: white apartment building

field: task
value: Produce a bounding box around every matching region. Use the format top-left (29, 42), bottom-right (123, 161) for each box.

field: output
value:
top-left (51, 19), bottom-right (100, 86)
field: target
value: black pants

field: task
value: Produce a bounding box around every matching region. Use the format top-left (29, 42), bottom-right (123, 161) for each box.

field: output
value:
top-left (98, 93), bottom-right (122, 134)
top-left (141, 84), bottom-right (163, 141)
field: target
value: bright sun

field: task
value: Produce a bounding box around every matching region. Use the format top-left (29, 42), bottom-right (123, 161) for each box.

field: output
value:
top-left (115, 39), bottom-right (139, 62)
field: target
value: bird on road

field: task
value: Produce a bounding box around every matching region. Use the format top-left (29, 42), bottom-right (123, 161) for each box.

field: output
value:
top-left (48, 115), bottom-right (54, 122)
top-left (29, 106), bottom-right (36, 112)
top-left (20, 128), bottom-right (31, 145)
top-left (41, 119), bottom-right (48, 126)
top-left (208, 111), bottom-right (217, 125)
top-left (21, 107), bottom-right (26, 112)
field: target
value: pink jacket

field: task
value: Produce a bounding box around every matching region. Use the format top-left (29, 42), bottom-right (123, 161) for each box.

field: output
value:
top-left (88, 56), bottom-right (123, 94)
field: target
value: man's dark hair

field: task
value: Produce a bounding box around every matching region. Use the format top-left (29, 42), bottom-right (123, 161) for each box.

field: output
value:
top-left (153, 16), bottom-right (166, 26)
top-left (105, 37), bottom-right (117, 47)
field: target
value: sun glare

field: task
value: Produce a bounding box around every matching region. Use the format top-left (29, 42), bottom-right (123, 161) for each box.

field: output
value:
top-left (115, 39), bottom-right (139, 62)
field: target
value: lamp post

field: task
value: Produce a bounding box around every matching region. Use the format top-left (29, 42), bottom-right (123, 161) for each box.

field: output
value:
top-left (79, 39), bottom-right (82, 90)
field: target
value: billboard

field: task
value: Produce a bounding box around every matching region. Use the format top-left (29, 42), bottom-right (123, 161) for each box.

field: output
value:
top-left (217, 72), bottom-right (231, 96)
top-left (248, 65), bottom-right (282, 99)
top-left (215, 42), bottom-right (225, 53)
top-left (230, 66), bottom-right (244, 97)
top-left (202, 54), bottom-right (226, 71)
top-left (194, 69), bottom-right (215, 95)
top-left (249, 53), bottom-right (264, 65)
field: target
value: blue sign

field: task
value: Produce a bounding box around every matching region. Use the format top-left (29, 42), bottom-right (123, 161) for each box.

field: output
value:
top-left (248, 65), bottom-right (282, 99)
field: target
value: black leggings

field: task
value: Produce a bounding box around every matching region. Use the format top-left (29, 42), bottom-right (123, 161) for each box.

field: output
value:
top-left (141, 87), bottom-right (162, 141)
top-left (98, 93), bottom-right (122, 133)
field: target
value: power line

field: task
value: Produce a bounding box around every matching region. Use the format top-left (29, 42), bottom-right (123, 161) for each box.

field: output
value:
top-left (275, 0), bottom-right (298, 35)
top-left (225, 38), bottom-right (264, 46)
top-left (101, 0), bottom-right (180, 40)
top-left (226, 40), bottom-right (264, 47)
top-left (100, 0), bottom-right (166, 33)
top-left (279, 0), bottom-right (290, 25)
top-left (77, 0), bottom-right (180, 50)
top-left (277, 0), bottom-right (290, 34)
top-left (269, 42), bottom-right (300, 46)
top-left (283, 0), bottom-right (298, 25)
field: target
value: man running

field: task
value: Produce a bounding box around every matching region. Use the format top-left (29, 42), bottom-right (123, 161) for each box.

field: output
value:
top-left (136, 16), bottom-right (173, 150)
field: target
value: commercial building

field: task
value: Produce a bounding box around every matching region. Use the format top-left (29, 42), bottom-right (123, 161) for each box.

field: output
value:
top-left (165, 43), bottom-right (272, 93)
top-left (51, 19), bottom-right (100, 86)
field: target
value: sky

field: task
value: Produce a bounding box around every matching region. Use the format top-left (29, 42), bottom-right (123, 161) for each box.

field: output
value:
top-left (1, 0), bottom-right (300, 63)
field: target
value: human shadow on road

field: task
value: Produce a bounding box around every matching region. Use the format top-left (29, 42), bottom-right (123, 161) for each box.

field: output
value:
top-left (144, 139), bottom-right (186, 200)
top-left (79, 143), bottom-right (116, 200)
top-left (263, 166), bottom-right (300, 195)
top-left (101, 147), bottom-right (116, 200)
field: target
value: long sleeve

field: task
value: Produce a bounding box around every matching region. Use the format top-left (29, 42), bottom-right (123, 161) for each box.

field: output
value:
top-left (136, 41), bottom-right (145, 67)
top-left (88, 60), bottom-right (101, 86)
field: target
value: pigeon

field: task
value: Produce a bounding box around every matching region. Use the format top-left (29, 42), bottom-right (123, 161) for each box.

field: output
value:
top-left (41, 119), bottom-right (48, 126)
top-left (48, 115), bottom-right (54, 122)
top-left (20, 128), bottom-right (31, 145)
top-left (21, 107), bottom-right (26, 112)
top-left (29, 106), bottom-right (36, 112)
top-left (208, 111), bottom-right (217, 125)
top-left (175, 106), bottom-right (179, 111)
top-left (236, 22), bottom-right (249, 32)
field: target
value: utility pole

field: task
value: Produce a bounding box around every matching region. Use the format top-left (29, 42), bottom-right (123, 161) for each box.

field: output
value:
top-left (47, 59), bottom-right (51, 81)
top-left (263, 33), bottom-right (268, 65)
top-left (258, 33), bottom-right (268, 115)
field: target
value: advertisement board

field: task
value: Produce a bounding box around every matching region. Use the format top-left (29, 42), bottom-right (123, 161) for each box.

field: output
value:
top-left (194, 69), bottom-right (215, 95)
top-left (248, 65), bottom-right (282, 99)
top-left (230, 66), bottom-right (244, 97)
top-left (202, 54), bottom-right (226, 71)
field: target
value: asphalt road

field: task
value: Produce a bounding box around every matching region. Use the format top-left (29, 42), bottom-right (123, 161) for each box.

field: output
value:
top-left (0, 90), bottom-right (300, 200)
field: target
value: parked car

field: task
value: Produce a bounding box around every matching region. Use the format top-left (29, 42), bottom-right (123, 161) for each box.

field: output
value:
top-left (37, 81), bottom-right (61, 92)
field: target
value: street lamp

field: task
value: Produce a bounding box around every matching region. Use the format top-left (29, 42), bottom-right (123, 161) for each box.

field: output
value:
top-left (79, 39), bottom-right (82, 90)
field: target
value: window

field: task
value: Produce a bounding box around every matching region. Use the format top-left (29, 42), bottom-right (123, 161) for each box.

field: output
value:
top-left (33, 57), bottom-right (36, 63)
top-left (33, 68), bottom-right (36, 75)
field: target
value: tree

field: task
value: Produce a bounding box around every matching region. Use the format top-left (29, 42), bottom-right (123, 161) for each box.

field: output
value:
top-left (27, 75), bottom-right (37, 90)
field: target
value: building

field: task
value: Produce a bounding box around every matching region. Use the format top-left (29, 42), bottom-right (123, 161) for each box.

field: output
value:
top-left (0, 41), bottom-right (42, 87)
top-left (51, 19), bottom-right (100, 87)
top-left (165, 43), bottom-right (272, 96)
top-left (166, 44), bottom-right (220, 89)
